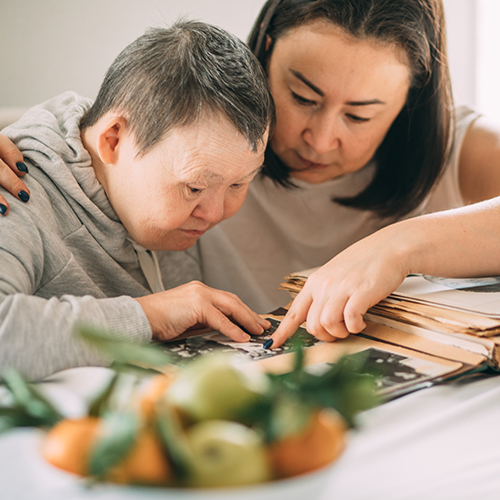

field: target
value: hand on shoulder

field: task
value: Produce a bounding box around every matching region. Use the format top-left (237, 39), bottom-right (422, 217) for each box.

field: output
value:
top-left (0, 134), bottom-right (30, 214)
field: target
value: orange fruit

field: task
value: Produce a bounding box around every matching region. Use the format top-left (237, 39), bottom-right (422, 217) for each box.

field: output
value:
top-left (140, 372), bottom-right (176, 421)
top-left (41, 417), bottom-right (100, 476)
top-left (42, 417), bottom-right (171, 485)
top-left (107, 426), bottom-right (172, 485)
top-left (268, 408), bottom-right (346, 478)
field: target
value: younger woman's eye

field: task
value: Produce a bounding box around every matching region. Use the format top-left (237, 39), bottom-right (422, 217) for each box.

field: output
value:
top-left (346, 113), bottom-right (370, 123)
top-left (230, 183), bottom-right (243, 189)
top-left (291, 91), bottom-right (316, 106)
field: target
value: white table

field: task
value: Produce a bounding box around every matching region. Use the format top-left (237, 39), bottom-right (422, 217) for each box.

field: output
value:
top-left (1, 367), bottom-right (500, 500)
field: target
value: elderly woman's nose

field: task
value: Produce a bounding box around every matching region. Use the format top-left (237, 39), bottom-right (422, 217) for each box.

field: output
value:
top-left (192, 196), bottom-right (225, 223)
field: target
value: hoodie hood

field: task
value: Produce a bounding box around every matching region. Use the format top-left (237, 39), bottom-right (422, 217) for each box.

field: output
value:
top-left (3, 92), bottom-right (164, 290)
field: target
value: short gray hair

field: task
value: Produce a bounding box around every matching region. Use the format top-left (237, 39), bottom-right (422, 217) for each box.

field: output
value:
top-left (80, 20), bottom-right (274, 154)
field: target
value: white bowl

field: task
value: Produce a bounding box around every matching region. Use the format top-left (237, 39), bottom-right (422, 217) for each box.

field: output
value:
top-left (81, 464), bottom-right (334, 500)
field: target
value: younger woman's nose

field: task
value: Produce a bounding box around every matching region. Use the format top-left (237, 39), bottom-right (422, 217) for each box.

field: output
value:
top-left (303, 115), bottom-right (341, 155)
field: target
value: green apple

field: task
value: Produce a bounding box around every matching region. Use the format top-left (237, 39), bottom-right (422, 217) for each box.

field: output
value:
top-left (166, 354), bottom-right (270, 422)
top-left (186, 420), bottom-right (272, 488)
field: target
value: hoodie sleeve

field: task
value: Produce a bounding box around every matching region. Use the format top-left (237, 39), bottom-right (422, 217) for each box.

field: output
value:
top-left (0, 188), bottom-right (152, 382)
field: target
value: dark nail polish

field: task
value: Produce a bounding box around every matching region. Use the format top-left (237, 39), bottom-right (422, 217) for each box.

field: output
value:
top-left (18, 190), bottom-right (30, 203)
top-left (16, 162), bottom-right (28, 173)
top-left (0, 204), bottom-right (6, 215)
top-left (263, 339), bottom-right (274, 349)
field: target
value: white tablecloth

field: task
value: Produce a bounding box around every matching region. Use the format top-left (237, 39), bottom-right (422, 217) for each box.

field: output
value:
top-left (1, 367), bottom-right (499, 500)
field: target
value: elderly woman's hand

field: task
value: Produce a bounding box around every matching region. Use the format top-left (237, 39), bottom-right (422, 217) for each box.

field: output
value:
top-left (135, 281), bottom-right (271, 342)
top-left (269, 224), bottom-right (412, 348)
top-left (0, 134), bottom-right (30, 215)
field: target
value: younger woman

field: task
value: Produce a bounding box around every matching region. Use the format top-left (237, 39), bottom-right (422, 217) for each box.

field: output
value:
top-left (2, 1), bottom-right (500, 345)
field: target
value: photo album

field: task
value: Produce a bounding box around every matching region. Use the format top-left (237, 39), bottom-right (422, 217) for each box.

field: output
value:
top-left (162, 312), bottom-right (474, 400)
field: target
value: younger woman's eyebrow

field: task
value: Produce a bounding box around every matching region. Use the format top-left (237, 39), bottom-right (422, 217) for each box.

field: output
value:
top-left (290, 69), bottom-right (386, 106)
top-left (347, 99), bottom-right (385, 106)
top-left (290, 69), bottom-right (324, 96)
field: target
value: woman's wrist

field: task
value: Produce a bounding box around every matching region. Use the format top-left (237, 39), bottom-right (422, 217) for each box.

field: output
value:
top-left (379, 218), bottom-right (430, 278)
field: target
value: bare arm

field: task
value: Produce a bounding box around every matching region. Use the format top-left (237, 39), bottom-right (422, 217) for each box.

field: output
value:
top-left (459, 116), bottom-right (500, 204)
top-left (271, 197), bottom-right (500, 347)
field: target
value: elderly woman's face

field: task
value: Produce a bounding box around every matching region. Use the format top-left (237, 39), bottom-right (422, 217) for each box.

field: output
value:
top-left (267, 21), bottom-right (411, 184)
top-left (106, 117), bottom-right (266, 251)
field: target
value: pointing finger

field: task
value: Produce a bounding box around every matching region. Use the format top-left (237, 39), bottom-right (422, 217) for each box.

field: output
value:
top-left (268, 290), bottom-right (312, 349)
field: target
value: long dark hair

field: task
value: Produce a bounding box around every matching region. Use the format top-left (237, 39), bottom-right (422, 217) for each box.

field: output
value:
top-left (248, 0), bottom-right (453, 219)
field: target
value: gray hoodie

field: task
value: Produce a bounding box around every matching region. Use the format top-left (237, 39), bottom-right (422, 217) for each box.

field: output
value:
top-left (0, 92), bottom-right (201, 380)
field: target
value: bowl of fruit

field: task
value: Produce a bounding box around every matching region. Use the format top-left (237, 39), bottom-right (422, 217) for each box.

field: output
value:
top-left (0, 329), bottom-right (377, 499)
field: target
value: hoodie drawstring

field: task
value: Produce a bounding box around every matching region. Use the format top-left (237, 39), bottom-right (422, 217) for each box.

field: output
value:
top-left (127, 238), bottom-right (165, 294)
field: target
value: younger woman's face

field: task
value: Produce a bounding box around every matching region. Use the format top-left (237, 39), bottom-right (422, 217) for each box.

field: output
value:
top-left (267, 21), bottom-right (411, 184)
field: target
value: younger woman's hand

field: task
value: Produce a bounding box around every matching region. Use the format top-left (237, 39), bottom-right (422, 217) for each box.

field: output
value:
top-left (0, 134), bottom-right (30, 215)
top-left (269, 225), bottom-right (412, 348)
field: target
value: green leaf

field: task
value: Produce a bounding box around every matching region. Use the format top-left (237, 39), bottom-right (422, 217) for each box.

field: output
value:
top-left (265, 352), bottom-right (379, 428)
top-left (155, 402), bottom-right (193, 483)
top-left (0, 406), bottom-right (52, 433)
top-left (110, 362), bottom-right (162, 376)
top-left (2, 369), bottom-right (62, 427)
top-left (268, 394), bottom-right (313, 443)
top-left (290, 339), bottom-right (305, 377)
top-left (78, 326), bottom-right (173, 369)
top-left (88, 372), bottom-right (120, 418)
top-left (233, 395), bottom-right (275, 441)
top-left (88, 410), bottom-right (140, 478)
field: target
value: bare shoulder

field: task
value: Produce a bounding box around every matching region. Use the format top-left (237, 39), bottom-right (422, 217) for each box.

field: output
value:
top-left (459, 115), bottom-right (500, 204)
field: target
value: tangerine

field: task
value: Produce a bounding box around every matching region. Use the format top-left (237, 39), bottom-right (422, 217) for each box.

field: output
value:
top-left (41, 416), bottom-right (100, 476)
top-left (140, 372), bottom-right (176, 421)
top-left (42, 417), bottom-right (171, 485)
top-left (268, 408), bottom-right (346, 478)
top-left (107, 426), bottom-right (172, 485)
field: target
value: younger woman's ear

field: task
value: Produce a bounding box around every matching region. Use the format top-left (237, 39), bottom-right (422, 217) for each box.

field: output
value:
top-left (265, 34), bottom-right (272, 51)
top-left (96, 115), bottom-right (128, 165)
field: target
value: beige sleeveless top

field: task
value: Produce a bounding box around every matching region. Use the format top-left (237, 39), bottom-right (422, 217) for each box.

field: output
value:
top-left (199, 107), bottom-right (480, 312)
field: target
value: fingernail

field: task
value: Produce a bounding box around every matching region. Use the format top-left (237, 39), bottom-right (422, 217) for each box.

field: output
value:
top-left (263, 339), bottom-right (273, 349)
top-left (259, 321), bottom-right (271, 332)
top-left (16, 162), bottom-right (28, 173)
top-left (18, 190), bottom-right (29, 202)
top-left (0, 204), bottom-right (6, 215)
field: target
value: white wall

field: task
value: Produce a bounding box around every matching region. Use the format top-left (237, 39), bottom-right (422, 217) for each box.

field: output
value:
top-left (476, 0), bottom-right (500, 117)
top-left (443, 0), bottom-right (477, 108)
top-left (0, 0), bottom-right (267, 108)
top-left (0, 0), bottom-right (479, 110)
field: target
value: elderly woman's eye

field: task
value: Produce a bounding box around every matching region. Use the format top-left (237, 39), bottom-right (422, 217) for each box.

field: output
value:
top-left (188, 186), bottom-right (202, 194)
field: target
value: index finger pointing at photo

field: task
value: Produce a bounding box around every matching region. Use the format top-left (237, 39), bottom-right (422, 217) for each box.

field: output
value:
top-left (268, 291), bottom-right (312, 349)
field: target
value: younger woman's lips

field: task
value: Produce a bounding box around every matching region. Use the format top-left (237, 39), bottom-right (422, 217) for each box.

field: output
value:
top-left (297, 154), bottom-right (328, 170)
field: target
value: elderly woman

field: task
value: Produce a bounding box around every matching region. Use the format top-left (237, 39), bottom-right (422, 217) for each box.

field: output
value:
top-left (0, 21), bottom-right (274, 380)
